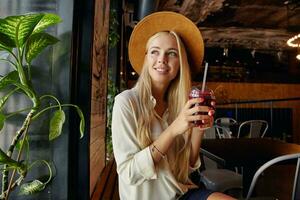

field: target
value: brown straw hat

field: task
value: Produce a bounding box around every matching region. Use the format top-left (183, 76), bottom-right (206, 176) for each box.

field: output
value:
top-left (128, 11), bottom-right (204, 75)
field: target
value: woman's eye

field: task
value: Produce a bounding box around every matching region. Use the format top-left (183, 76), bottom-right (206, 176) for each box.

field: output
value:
top-left (150, 50), bottom-right (159, 55)
top-left (168, 51), bottom-right (177, 57)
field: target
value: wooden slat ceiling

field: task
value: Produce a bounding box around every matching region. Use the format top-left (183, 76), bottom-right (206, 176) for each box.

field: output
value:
top-left (157, 0), bottom-right (300, 50)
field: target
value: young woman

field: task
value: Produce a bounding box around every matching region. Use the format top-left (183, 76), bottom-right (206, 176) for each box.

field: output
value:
top-left (112, 11), bottom-right (236, 200)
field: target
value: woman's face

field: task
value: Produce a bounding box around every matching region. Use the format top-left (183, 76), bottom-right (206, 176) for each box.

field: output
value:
top-left (146, 33), bottom-right (180, 86)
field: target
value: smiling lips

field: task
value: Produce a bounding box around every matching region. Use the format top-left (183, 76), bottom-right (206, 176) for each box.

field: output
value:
top-left (154, 64), bottom-right (169, 73)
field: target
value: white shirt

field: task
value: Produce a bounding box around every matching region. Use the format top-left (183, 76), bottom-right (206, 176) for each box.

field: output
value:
top-left (112, 87), bottom-right (200, 200)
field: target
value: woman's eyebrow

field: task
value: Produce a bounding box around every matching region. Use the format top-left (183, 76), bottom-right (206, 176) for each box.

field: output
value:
top-left (168, 48), bottom-right (178, 51)
top-left (149, 46), bottom-right (160, 50)
top-left (149, 46), bottom-right (178, 51)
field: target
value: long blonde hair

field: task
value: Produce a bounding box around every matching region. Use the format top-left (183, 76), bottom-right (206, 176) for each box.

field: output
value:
top-left (135, 31), bottom-right (192, 183)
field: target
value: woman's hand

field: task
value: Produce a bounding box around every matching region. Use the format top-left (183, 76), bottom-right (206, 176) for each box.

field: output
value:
top-left (169, 97), bottom-right (214, 136)
top-left (198, 108), bottom-right (215, 131)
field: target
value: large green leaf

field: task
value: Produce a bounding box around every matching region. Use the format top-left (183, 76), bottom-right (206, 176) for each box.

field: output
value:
top-left (0, 13), bottom-right (61, 49)
top-left (75, 106), bottom-right (85, 138)
top-left (0, 14), bottom-right (44, 47)
top-left (25, 32), bottom-right (59, 64)
top-left (33, 13), bottom-right (62, 33)
top-left (0, 113), bottom-right (5, 131)
top-left (16, 14), bottom-right (45, 47)
top-left (0, 43), bottom-right (12, 52)
top-left (0, 33), bottom-right (14, 47)
top-left (0, 15), bottom-right (24, 47)
top-left (0, 43), bottom-right (5, 50)
top-left (0, 70), bottom-right (19, 90)
top-left (19, 180), bottom-right (45, 195)
top-left (49, 110), bottom-right (65, 141)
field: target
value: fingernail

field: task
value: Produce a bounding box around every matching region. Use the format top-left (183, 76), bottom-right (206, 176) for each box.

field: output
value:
top-left (211, 101), bottom-right (216, 106)
top-left (208, 110), bottom-right (215, 116)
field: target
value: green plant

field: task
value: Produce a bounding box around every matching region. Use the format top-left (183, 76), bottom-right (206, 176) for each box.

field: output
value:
top-left (108, 9), bottom-right (120, 49)
top-left (0, 13), bottom-right (84, 199)
top-left (106, 68), bottom-right (118, 159)
top-left (106, 9), bottom-right (121, 160)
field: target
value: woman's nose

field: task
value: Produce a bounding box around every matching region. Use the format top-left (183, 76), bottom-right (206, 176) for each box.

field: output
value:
top-left (158, 54), bottom-right (167, 64)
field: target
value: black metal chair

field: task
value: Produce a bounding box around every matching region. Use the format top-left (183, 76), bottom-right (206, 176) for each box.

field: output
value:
top-left (215, 125), bottom-right (233, 139)
top-left (245, 153), bottom-right (300, 200)
top-left (237, 120), bottom-right (268, 138)
top-left (215, 118), bottom-right (237, 136)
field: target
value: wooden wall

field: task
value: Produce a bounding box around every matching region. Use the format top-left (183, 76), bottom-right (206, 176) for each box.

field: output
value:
top-left (205, 82), bottom-right (300, 143)
top-left (90, 0), bottom-right (110, 196)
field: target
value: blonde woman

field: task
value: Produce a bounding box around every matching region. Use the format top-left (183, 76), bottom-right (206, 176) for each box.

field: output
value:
top-left (112, 12), bottom-right (236, 200)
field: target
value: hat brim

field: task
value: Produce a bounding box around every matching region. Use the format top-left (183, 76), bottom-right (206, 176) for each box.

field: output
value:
top-left (128, 11), bottom-right (204, 75)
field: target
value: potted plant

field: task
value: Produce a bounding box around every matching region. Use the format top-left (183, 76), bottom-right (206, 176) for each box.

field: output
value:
top-left (0, 13), bottom-right (84, 199)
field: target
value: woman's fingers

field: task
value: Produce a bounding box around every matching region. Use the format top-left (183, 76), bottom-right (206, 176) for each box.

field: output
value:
top-left (188, 114), bottom-right (210, 123)
top-left (186, 101), bottom-right (214, 123)
top-left (188, 105), bottom-right (210, 115)
top-left (185, 97), bottom-right (203, 109)
top-left (188, 112), bottom-right (214, 129)
top-left (210, 100), bottom-right (216, 107)
top-left (172, 98), bottom-right (215, 135)
top-left (208, 109), bottom-right (215, 116)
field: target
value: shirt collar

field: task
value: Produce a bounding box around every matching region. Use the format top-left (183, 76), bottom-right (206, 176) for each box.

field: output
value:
top-left (150, 95), bottom-right (169, 121)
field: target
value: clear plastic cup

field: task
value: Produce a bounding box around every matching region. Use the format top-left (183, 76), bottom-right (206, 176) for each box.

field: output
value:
top-left (189, 86), bottom-right (216, 126)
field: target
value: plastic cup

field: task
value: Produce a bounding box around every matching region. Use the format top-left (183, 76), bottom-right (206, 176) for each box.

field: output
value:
top-left (189, 86), bottom-right (216, 126)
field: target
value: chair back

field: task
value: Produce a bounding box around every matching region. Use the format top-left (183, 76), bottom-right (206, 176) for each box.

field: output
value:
top-left (215, 117), bottom-right (237, 127)
top-left (215, 117), bottom-right (237, 138)
top-left (246, 153), bottom-right (300, 200)
top-left (237, 120), bottom-right (268, 138)
top-left (204, 127), bottom-right (217, 139)
top-left (215, 125), bottom-right (232, 139)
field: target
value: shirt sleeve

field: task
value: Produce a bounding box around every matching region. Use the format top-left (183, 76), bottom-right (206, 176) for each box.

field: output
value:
top-left (112, 92), bottom-right (157, 186)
